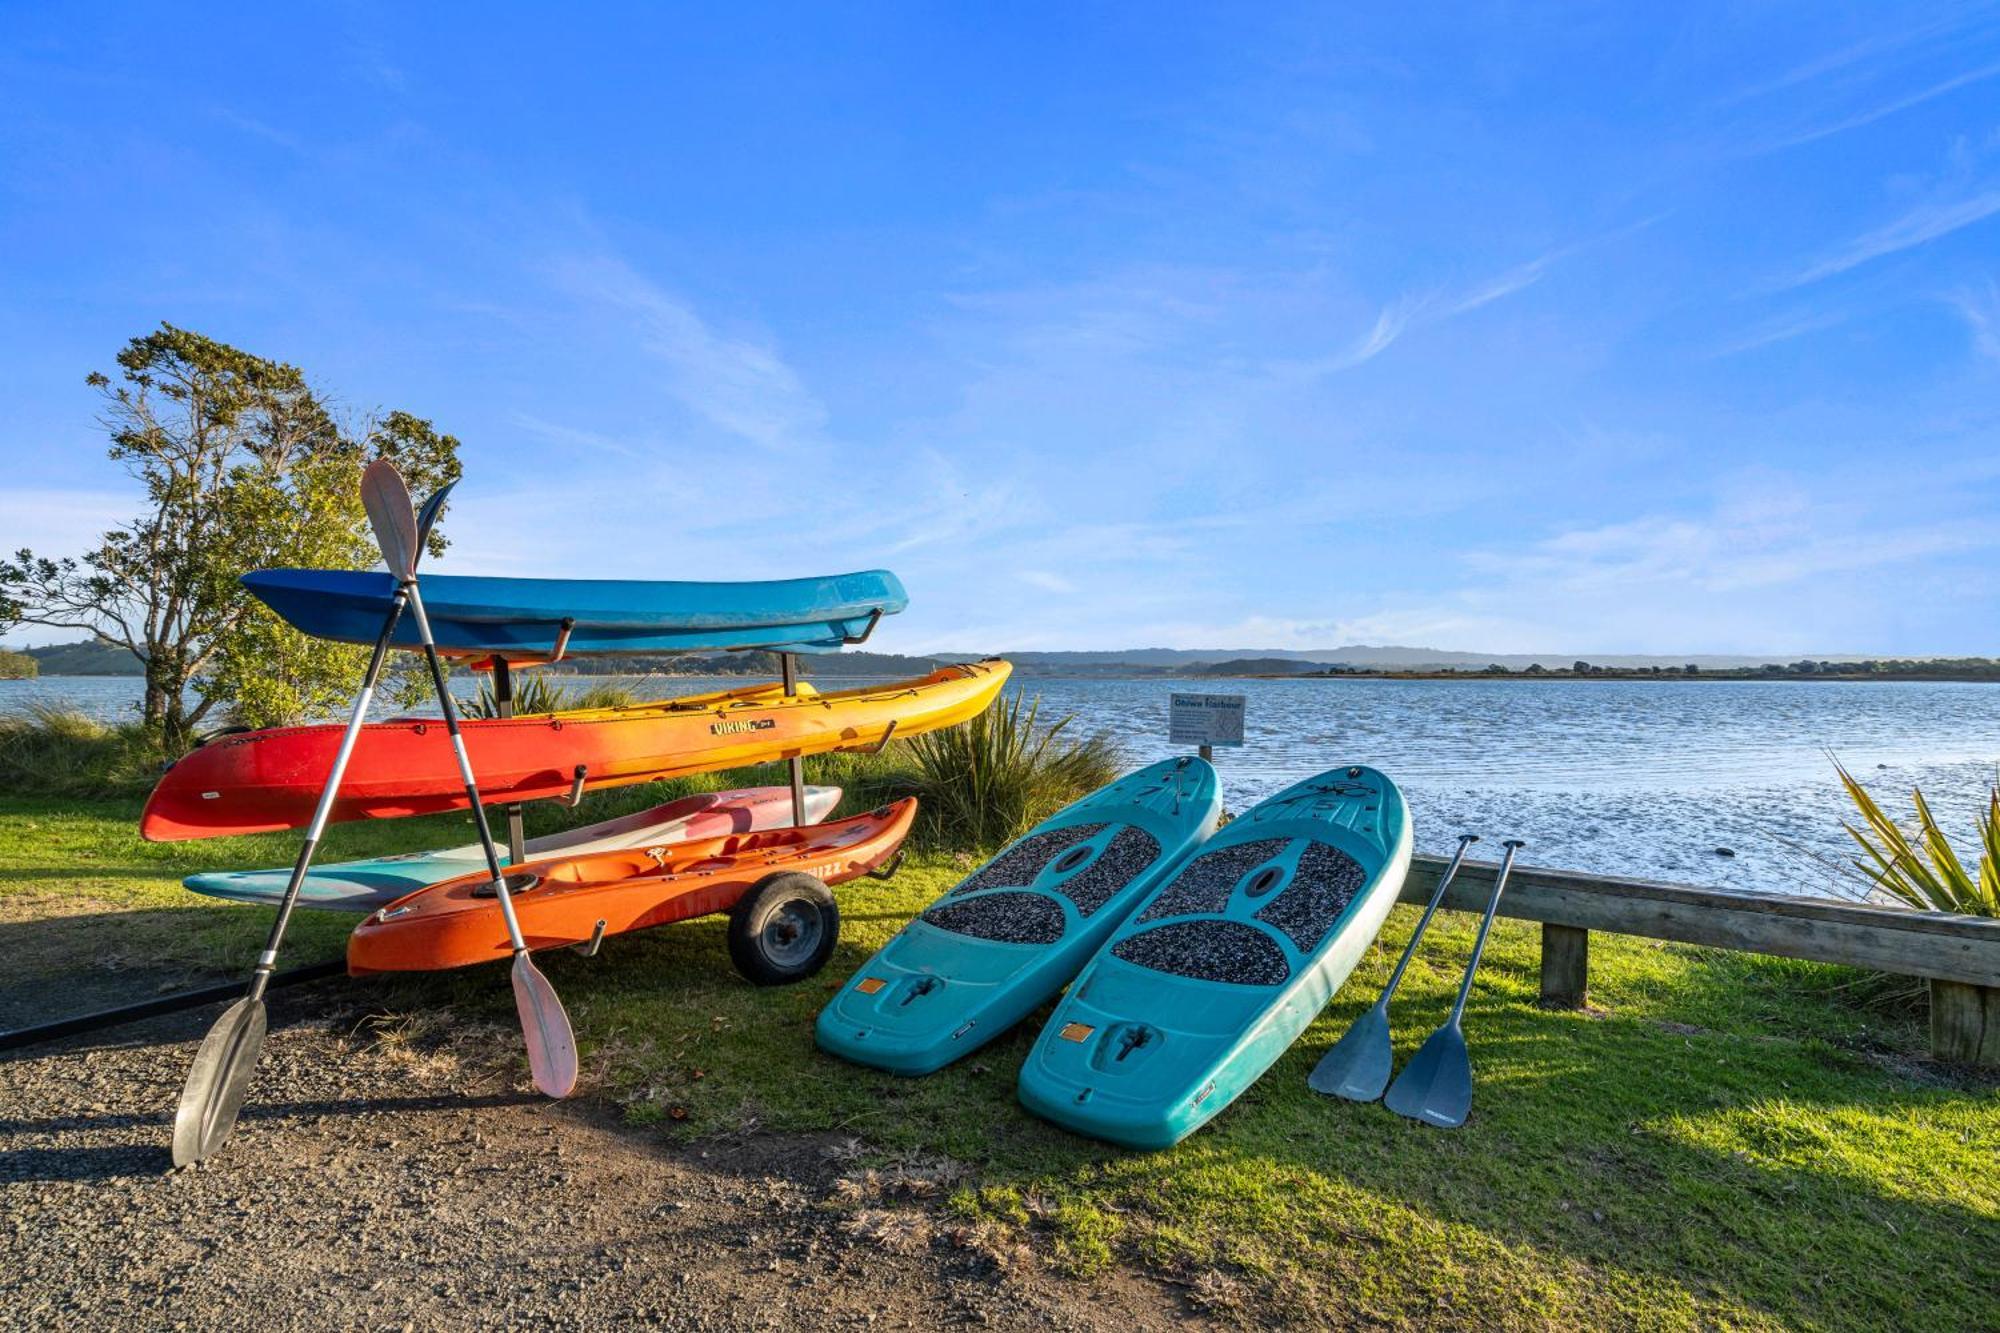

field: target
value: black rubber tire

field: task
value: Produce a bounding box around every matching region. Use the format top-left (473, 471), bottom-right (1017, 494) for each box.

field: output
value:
top-left (727, 872), bottom-right (839, 986)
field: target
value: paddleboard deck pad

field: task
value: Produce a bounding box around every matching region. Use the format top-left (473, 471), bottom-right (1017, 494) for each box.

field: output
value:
top-left (180, 786), bottom-right (841, 911)
top-left (1017, 765), bottom-right (1411, 1148)
top-left (347, 798), bottom-right (917, 974)
top-left (816, 757), bottom-right (1220, 1075)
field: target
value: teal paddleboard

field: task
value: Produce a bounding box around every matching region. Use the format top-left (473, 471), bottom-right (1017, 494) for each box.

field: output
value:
top-left (815, 757), bottom-right (1220, 1075)
top-left (182, 785), bottom-right (840, 912)
top-left (1017, 765), bottom-right (1411, 1148)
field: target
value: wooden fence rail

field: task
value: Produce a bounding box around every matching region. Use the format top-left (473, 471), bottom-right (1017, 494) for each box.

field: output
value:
top-left (1399, 854), bottom-right (2000, 1066)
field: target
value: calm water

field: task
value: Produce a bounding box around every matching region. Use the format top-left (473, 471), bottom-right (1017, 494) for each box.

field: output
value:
top-left (8, 673), bottom-right (1997, 897)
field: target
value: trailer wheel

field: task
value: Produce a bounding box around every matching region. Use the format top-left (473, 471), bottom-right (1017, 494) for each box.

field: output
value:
top-left (728, 872), bottom-right (839, 986)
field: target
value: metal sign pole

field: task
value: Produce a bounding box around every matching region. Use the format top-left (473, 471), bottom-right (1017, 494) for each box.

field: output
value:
top-left (781, 651), bottom-right (807, 826)
top-left (492, 654), bottom-right (526, 866)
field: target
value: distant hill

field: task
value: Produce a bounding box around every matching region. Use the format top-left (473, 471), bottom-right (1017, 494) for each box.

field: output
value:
top-left (18, 642), bottom-right (143, 676)
top-left (930, 646), bottom-right (1894, 672)
top-left (1184, 657), bottom-right (1325, 677)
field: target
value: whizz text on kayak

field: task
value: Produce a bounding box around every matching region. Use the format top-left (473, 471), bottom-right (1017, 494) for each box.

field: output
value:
top-left (710, 718), bottom-right (778, 736)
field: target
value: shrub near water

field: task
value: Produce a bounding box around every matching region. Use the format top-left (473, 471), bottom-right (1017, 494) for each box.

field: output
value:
top-left (0, 705), bottom-right (161, 798)
top-left (894, 692), bottom-right (1122, 850)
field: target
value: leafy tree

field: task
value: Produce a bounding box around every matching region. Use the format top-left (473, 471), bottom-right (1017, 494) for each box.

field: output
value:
top-left (0, 326), bottom-right (459, 752)
top-left (0, 649), bottom-right (35, 680)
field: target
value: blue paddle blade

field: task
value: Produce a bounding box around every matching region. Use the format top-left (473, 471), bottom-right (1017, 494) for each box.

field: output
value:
top-left (1307, 1001), bottom-right (1395, 1102)
top-left (414, 479), bottom-right (456, 558)
top-left (1383, 1020), bottom-right (1473, 1128)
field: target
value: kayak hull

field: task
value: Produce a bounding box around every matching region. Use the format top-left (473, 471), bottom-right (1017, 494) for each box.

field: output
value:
top-left (243, 568), bottom-right (907, 656)
top-left (140, 663), bottom-right (1009, 841)
top-left (1017, 766), bottom-right (1412, 1149)
top-left (181, 785), bottom-right (841, 911)
top-left (347, 799), bottom-right (917, 974)
top-left (816, 757), bottom-right (1220, 1075)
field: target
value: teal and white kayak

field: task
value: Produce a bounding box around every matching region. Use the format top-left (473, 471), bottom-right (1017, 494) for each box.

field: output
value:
top-left (1017, 765), bottom-right (1411, 1149)
top-left (815, 757), bottom-right (1220, 1075)
top-left (182, 785), bottom-right (841, 912)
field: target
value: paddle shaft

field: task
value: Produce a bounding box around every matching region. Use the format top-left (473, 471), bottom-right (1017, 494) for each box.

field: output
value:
top-left (404, 580), bottom-right (532, 955)
top-left (1446, 840), bottom-right (1524, 1027)
top-left (245, 589), bottom-right (408, 1004)
top-left (1375, 833), bottom-right (1478, 1006)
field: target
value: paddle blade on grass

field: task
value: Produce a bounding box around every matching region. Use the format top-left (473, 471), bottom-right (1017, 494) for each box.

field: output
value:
top-left (512, 954), bottom-right (578, 1098)
top-left (1307, 1002), bottom-right (1395, 1102)
top-left (171, 999), bottom-right (269, 1166)
top-left (1383, 1021), bottom-right (1473, 1128)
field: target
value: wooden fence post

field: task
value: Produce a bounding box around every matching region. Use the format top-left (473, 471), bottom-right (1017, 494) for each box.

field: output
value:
top-left (1930, 979), bottom-right (2000, 1066)
top-left (1540, 924), bottom-right (1589, 1008)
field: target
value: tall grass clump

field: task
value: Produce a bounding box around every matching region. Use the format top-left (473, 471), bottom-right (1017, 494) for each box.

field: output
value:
top-left (896, 692), bottom-right (1122, 850)
top-left (0, 705), bottom-right (163, 798)
top-left (1835, 759), bottom-right (1999, 917)
top-left (460, 674), bottom-right (638, 719)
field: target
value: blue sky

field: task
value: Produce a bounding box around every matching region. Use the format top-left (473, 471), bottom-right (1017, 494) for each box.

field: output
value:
top-left (4, 3), bottom-right (1998, 655)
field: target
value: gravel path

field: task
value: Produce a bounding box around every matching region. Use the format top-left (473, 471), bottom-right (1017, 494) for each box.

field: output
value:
top-left (1, 986), bottom-right (1194, 1331)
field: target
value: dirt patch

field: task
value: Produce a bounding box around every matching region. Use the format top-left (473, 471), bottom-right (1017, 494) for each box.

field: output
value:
top-left (1, 984), bottom-right (1199, 1330)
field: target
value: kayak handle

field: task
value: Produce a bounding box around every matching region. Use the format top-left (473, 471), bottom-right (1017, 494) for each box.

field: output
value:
top-left (861, 720), bottom-right (899, 755)
top-left (557, 764), bottom-right (589, 807)
top-left (843, 607), bottom-right (884, 646)
top-left (866, 849), bottom-right (905, 881)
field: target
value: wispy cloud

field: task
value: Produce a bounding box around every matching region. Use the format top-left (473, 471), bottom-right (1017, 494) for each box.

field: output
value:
top-left (1787, 187), bottom-right (2000, 287)
top-left (1303, 248), bottom-right (1561, 375)
top-left (549, 255), bottom-right (827, 451)
top-left (1708, 307), bottom-right (1848, 358)
top-left (1755, 58), bottom-right (2000, 155)
top-left (1948, 281), bottom-right (2000, 362)
top-left (508, 412), bottom-right (646, 459)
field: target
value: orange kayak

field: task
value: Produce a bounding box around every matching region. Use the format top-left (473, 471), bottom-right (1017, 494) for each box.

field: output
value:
top-left (142, 662), bottom-right (1009, 840)
top-left (348, 797), bottom-right (917, 976)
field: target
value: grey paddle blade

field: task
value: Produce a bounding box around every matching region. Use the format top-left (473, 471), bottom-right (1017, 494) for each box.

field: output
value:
top-left (360, 459), bottom-right (419, 581)
top-left (171, 998), bottom-right (269, 1166)
top-left (1307, 1001), bottom-right (1395, 1102)
top-left (512, 953), bottom-right (579, 1098)
top-left (1383, 1020), bottom-right (1473, 1128)
top-left (414, 479), bottom-right (456, 557)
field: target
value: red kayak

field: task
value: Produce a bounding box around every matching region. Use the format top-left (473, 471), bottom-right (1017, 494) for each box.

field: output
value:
top-left (348, 798), bottom-right (918, 982)
top-left (140, 663), bottom-right (1008, 841)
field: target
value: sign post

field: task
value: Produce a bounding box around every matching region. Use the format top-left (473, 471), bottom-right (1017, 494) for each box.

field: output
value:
top-left (1169, 692), bottom-right (1245, 762)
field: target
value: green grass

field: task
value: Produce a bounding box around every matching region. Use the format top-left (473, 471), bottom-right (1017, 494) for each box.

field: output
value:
top-left (3, 792), bottom-right (1995, 1330)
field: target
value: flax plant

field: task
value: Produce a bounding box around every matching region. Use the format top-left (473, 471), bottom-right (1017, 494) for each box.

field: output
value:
top-left (1835, 759), bottom-right (2000, 917)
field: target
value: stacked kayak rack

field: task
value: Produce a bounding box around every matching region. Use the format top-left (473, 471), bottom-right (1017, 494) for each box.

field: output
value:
top-left (99, 460), bottom-right (1012, 1166)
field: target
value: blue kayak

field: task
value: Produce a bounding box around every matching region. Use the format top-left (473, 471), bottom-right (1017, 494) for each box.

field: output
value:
top-left (1017, 765), bottom-right (1412, 1149)
top-left (816, 757), bottom-right (1220, 1075)
top-left (242, 568), bottom-right (907, 657)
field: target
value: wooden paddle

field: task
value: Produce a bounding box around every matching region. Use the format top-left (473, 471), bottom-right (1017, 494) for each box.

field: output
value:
top-left (363, 461), bottom-right (578, 1099)
top-left (1307, 833), bottom-right (1479, 1103)
top-left (1383, 839), bottom-right (1524, 1129)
